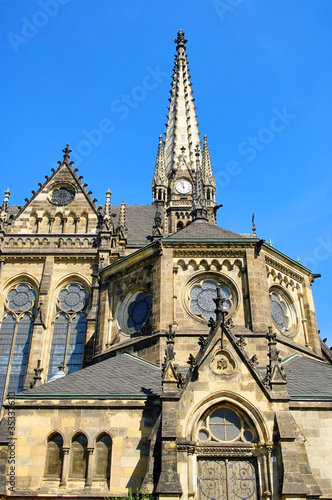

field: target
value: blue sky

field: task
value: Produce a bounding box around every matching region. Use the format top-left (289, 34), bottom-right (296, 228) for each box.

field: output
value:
top-left (2, 0), bottom-right (332, 346)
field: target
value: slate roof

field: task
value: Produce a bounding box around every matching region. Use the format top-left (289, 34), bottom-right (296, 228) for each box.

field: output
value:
top-left (282, 354), bottom-right (332, 398)
top-left (19, 353), bottom-right (162, 398)
top-left (166, 219), bottom-right (252, 240)
top-left (112, 205), bottom-right (155, 244)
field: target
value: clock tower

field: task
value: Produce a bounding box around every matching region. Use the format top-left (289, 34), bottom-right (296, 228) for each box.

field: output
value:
top-left (152, 30), bottom-right (216, 233)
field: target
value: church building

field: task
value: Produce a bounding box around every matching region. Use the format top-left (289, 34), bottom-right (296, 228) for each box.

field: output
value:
top-left (0, 30), bottom-right (332, 499)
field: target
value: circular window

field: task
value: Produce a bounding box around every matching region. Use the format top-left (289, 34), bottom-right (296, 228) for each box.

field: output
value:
top-left (269, 288), bottom-right (297, 337)
top-left (116, 289), bottom-right (152, 336)
top-left (6, 284), bottom-right (36, 313)
top-left (127, 293), bottom-right (152, 332)
top-left (184, 275), bottom-right (237, 323)
top-left (50, 186), bottom-right (75, 206)
top-left (58, 284), bottom-right (88, 312)
top-left (198, 405), bottom-right (256, 443)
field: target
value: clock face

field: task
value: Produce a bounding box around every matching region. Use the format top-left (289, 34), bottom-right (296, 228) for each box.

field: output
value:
top-left (176, 179), bottom-right (192, 194)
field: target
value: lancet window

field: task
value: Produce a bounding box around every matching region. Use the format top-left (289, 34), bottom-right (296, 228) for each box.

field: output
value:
top-left (48, 284), bottom-right (88, 379)
top-left (0, 283), bottom-right (36, 402)
top-left (44, 433), bottom-right (63, 479)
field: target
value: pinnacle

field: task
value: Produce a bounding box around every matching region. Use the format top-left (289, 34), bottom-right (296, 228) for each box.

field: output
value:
top-left (62, 144), bottom-right (71, 162)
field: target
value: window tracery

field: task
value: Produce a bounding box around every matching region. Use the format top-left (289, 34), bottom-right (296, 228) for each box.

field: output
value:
top-left (0, 283), bottom-right (36, 402)
top-left (197, 405), bottom-right (256, 444)
top-left (48, 284), bottom-right (88, 379)
top-left (269, 287), bottom-right (297, 337)
top-left (184, 274), bottom-right (237, 323)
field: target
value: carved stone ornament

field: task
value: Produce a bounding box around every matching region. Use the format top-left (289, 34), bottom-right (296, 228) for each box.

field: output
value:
top-left (265, 256), bottom-right (304, 283)
top-left (210, 350), bottom-right (236, 375)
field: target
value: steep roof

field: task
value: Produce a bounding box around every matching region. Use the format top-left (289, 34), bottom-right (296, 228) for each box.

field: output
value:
top-left (165, 218), bottom-right (253, 240)
top-left (18, 353), bottom-right (162, 398)
top-left (282, 354), bottom-right (332, 398)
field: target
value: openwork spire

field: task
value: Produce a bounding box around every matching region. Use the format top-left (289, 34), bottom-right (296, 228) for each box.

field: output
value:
top-left (164, 30), bottom-right (201, 175)
top-left (202, 135), bottom-right (215, 187)
top-left (191, 144), bottom-right (207, 221)
top-left (153, 135), bottom-right (166, 186)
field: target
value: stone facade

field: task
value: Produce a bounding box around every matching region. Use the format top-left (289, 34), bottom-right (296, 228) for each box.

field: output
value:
top-left (0, 29), bottom-right (331, 500)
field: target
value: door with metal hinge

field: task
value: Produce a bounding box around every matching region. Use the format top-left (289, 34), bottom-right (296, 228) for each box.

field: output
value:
top-left (198, 458), bottom-right (258, 500)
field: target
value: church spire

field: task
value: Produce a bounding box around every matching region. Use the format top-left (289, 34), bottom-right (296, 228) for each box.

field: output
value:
top-left (152, 136), bottom-right (167, 203)
top-left (202, 135), bottom-right (215, 187)
top-left (192, 144), bottom-right (207, 221)
top-left (164, 29), bottom-right (201, 175)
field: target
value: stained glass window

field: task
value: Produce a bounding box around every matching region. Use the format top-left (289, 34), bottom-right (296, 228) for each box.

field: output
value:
top-left (0, 284), bottom-right (36, 403)
top-left (270, 292), bottom-right (290, 332)
top-left (127, 293), bottom-right (152, 332)
top-left (190, 280), bottom-right (231, 320)
top-left (48, 284), bottom-right (88, 379)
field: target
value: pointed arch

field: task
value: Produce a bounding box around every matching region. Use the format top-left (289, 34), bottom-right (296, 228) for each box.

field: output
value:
top-left (0, 280), bottom-right (37, 403)
top-left (70, 432), bottom-right (88, 479)
top-left (44, 432), bottom-right (64, 479)
top-left (95, 432), bottom-right (112, 482)
top-left (48, 279), bottom-right (89, 380)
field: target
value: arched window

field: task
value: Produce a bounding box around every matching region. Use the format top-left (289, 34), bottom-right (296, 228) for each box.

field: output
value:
top-left (95, 433), bottom-right (112, 481)
top-left (70, 434), bottom-right (88, 479)
top-left (48, 284), bottom-right (88, 380)
top-left (0, 283), bottom-right (36, 402)
top-left (197, 405), bottom-right (257, 443)
top-left (45, 433), bottom-right (63, 478)
top-left (196, 404), bottom-right (259, 500)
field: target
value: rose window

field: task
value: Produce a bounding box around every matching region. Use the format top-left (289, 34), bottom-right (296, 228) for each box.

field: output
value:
top-left (127, 293), bottom-right (152, 332)
top-left (190, 280), bottom-right (231, 320)
top-left (58, 285), bottom-right (88, 312)
top-left (7, 285), bottom-right (36, 312)
top-left (51, 186), bottom-right (75, 206)
top-left (270, 291), bottom-right (291, 332)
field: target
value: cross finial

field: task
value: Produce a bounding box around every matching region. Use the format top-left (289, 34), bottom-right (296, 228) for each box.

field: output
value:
top-left (62, 144), bottom-right (72, 162)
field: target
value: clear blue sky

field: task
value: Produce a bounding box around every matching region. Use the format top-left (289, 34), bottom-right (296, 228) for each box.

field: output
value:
top-left (2, 0), bottom-right (332, 346)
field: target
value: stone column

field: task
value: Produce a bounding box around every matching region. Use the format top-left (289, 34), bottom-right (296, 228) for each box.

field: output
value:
top-left (36, 217), bottom-right (42, 234)
top-left (61, 217), bottom-right (67, 233)
top-left (60, 447), bottom-right (70, 487)
top-left (85, 448), bottom-right (94, 487)
top-left (74, 217), bottom-right (80, 233)
top-left (49, 217), bottom-right (54, 233)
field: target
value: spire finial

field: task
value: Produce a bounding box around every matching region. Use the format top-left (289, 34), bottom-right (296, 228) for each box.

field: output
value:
top-left (3, 189), bottom-right (11, 210)
top-left (174, 29), bottom-right (187, 49)
top-left (252, 212), bottom-right (256, 235)
top-left (62, 144), bottom-right (71, 163)
top-left (105, 189), bottom-right (112, 219)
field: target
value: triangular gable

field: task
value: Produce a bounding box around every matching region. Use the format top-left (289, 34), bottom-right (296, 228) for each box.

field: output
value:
top-left (181, 322), bottom-right (272, 400)
top-left (10, 145), bottom-right (99, 231)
